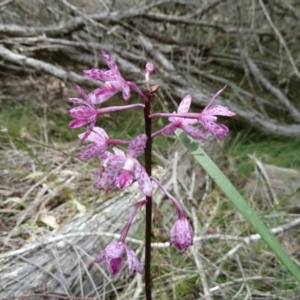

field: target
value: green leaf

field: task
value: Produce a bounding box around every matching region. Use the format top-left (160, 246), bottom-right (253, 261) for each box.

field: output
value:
top-left (176, 129), bottom-right (300, 283)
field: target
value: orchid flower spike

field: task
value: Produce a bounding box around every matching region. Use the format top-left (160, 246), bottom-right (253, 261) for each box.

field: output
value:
top-left (94, 134), bottom-right (152, 197)
top-left (83, 50), bottom-right (147, 102)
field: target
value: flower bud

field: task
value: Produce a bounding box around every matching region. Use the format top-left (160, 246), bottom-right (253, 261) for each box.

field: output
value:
top-left (170, 217), bottom-right (193, 250)
top-left (145, 62), bottom-right (154, 74)
top-left (145, 62), bottom-right (155, 82)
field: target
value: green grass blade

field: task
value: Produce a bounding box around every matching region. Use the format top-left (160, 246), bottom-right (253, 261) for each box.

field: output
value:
top-left (176, 129), bottom-right (300, 283)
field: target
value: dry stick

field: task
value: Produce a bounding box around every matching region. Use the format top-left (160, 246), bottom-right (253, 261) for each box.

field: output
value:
top-left (0, 45), bottom-right (98, 86)
top-left (2, 215), bottom-right (300, 261)
top-left (235, 255), bottom-right (252, 299)
top-left (17, 255), bottom-right (71, 297)
top-left (215, 216), bottom-right (300, 266)
top-left (258, 0), bottom-right (300, 80)
top-left (5, 155), bottom-right (73, 241)
top-left (1, 295), bottom-right (93, 300)
top-left (208, 276), bottom-right (271, 295)
top-left (188, 0), bottom-right (223, 18)
top-left (249, 155), bottom-right (279, 205)
top-left (242, 51), bottom-right (300, 122)
top-left (143, 10), bottom-right (271, 35)
top-left (0, 0), bottom-right (175, 38)
top-left (2, 28), bottom-right (300, 138)
top-left (191, 208), bottom-right (212, 300)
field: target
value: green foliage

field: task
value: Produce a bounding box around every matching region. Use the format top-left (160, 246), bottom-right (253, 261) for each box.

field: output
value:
top-left (176, 129), bottom-right (300, 284)
top-left (228, 129), bottom-right (300, 176)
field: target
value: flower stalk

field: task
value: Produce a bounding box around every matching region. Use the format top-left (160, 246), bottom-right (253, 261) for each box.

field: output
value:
top-left (67, 50), bottom-right (235, 300)
top-left (144, 89), bottom-right (153, 299)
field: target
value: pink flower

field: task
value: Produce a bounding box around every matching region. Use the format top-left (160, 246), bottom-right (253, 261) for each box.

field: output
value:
top-left (94, 241), bottom-right (143, 275)
top-left (83, 50), bottom-right (147, 102)
top-left (94, 200), bottom-right (146, 275)
top-left (198, 86), bottom-right (235, 138)
top-left (151, 176), bottom-right (194, 251)
top-left (68, 83), bottom-right (99, 141)
top-left (77, 127), bottom-right (130, 159)
top-left (150, 86), bottom-right (235, 139)
top-left (94, 134), bottom-right (152, 196)
top-left (170, 217), bottom-right (193, 250)
top-left (77, 127), bottom-right (109, 159)
top-left (69, 83), bottom-right (145, 141)
top-left (152, 94), bottom-right (206, 140)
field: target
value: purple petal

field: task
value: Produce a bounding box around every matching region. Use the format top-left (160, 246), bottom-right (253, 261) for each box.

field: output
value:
top-left (108, 258), bottom-right (123, 275)
top-left (78, 127), bottom-right (108, 144)
top-left (105, 241), bottom-right (125, 259)
top-left (203, 105), bottom-right (235, 117)
top-left (104, 70), bottom-right (123, 81)
top-left (94, 249), bottom-right (106, 263)
top-left (69, 119), bottom-right (89, 128)
top-left (126, 134), bottom-right (147, 158)
top-left (69, 97), bottom-right (87, 104)
top-left (162, 124), bottom-right (177, 135)
top-left (182, 118), bottom-right (198, 125)
top-left (107, 154), bottom-right (126, 166)
top-left (73, 83), bottom-right (87, 98)
top-left (100, 241), bottom-right (125, 275)
top-left (94, 163), bottom-right (122, 189)
top-left (135, 162), bottom-right (152, 197)
top-left (68, 106), bottom-right (96, 119)
top-left (116, 170), bottom-right (133, 189)
top-left (178, 95), bottom-right (192, 113)
top-left (124, 244), bottom-right (143, 274)
top-left (181, 124), bottom-right (206, 140)
top-left (80, 119), bottom-right (97, 142)
top-left (88, 87), bottom-right (118, 104)
top-left (83, 69), bottom-right (106, 82)
top-left (127, 81), bottom-right (147, 100)
top-left (201, 120), bottom-right (229, 138)
top-left (101, 50), bottom-right (120, 74)
top-left (122, 83), bottom-right (131, 100)
top-left (168, 112), bottom-right (180, 123)
top-left (77, 144), bottom-right (106, 159)
top-left (112, 148), bottom-right (126, 157)
top-left (203, 85), bottom-right (227, 111)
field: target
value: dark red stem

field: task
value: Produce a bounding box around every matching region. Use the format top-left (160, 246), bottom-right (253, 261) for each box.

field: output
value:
top-left (144, 93), bottom-right (152, 300)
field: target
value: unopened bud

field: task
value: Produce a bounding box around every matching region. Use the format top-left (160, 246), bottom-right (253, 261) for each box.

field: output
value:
top-left (170, 217), bottom-right (193, 250)
top-left (145, 62), bottom-right (154, 74)
top-left (145, 62), bottom-right (155, 82)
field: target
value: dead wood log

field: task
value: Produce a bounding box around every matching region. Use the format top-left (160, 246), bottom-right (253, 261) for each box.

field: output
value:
top-left (0, 139), bottom-right (222, 299)
top-left (1, 0), bottom-right (300, 137)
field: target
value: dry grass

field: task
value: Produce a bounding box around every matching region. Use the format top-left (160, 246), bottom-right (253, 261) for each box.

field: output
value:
top-left (1, 1), bottom-right (300, 298)
top-left (1, 92), bottom-right (300, 298)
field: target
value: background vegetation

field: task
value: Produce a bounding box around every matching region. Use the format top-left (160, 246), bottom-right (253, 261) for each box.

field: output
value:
top-left (1, 0), bottom-right (300, 299)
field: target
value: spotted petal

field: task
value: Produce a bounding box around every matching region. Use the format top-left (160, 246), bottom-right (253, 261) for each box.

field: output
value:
top-left (126, 134), bottom-right (147, 158)
top-left (101, 50), bottom-right (120, 74)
